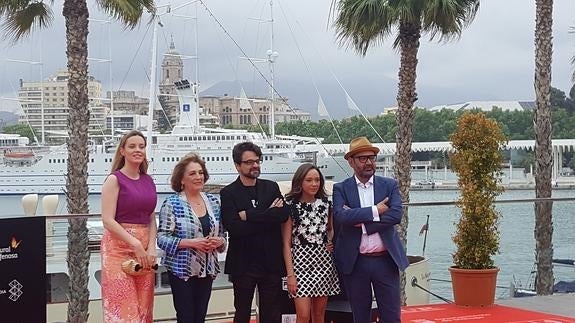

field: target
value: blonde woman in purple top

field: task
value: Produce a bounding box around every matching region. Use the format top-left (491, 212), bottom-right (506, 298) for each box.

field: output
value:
top-left (100, 130), bottom-right (158, 322)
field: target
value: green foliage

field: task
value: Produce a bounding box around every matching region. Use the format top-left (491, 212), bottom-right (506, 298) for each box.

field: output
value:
top-left (266, 104), bottom-right (575, 143)
top-left (449, 112), bottom-right (508, 269)
top-left (332, 0), bottom-right (479, 55)
top-left (2, 123), bottom-right (38, 143)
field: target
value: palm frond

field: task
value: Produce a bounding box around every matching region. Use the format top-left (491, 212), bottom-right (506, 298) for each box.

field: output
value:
top-left (422, 0), bottom-right (479, 42)
top-left (0, 0), bottom-right (32, 16)
top-left (333, 0), bottom-right (396, 55)
top-left (0, 1), bottom-right (53, 42)
top-left (96, 0), bottom-right (155, 28)
top-left (390, 0), bottom-right (425, 24)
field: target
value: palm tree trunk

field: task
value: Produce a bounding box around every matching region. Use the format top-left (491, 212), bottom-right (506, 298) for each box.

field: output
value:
top-left (63, 0), bottom-right (91, 321)
top-left (533, 0), bottom-right (554, 295)
top-left (394, 19), bottom-right (421, 305)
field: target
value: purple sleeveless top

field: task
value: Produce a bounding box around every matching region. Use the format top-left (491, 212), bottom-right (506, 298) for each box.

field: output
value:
top-left (114, 170), bottom-right (157, 224)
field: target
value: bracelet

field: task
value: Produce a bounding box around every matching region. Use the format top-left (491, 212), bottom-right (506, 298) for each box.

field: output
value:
top-left (286, 274), bottom-right (295, 278)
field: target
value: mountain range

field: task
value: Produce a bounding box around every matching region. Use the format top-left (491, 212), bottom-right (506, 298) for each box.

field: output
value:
top-left (0, 111), bottom-right (18, 130)
top-left (200, 76), bottom-right (401, 120)
top-left (200, 74), bottom-right (468, 120)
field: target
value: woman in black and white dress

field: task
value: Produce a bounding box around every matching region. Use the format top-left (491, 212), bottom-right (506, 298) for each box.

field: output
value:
top-left (282, 163), bottom-right (340, 323)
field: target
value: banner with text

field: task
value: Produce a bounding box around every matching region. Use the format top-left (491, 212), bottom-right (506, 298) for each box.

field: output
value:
top-left (0, 216), bottom-right (46, 322)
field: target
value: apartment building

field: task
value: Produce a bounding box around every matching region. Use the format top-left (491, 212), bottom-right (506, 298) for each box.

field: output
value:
top-left (105, 90), bottom-right (149, 115)
top-left (18, 70), bottom-right (106, 144)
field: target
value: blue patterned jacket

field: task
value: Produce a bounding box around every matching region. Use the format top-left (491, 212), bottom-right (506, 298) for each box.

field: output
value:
top-left (157, 192), bottom-right (226, 279)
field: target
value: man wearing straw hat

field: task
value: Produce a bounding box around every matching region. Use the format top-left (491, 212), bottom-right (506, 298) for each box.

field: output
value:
top-left (332, 136), bottom-right (408, 323)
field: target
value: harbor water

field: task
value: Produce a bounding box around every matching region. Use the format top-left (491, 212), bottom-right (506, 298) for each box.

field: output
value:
top-left (1, 188), bottom-right (573, 303)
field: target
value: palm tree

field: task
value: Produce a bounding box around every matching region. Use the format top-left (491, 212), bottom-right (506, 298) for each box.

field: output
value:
top-left (1, 0), bottom-right (154, 320)
top-left (533, 0), bottom-right (554, 295)
top-left (331, 0), bottom-right (479, 302)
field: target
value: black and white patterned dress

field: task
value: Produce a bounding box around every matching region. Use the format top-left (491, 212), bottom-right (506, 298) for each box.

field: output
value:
top-left (289, 198), bottom-right (340, 298)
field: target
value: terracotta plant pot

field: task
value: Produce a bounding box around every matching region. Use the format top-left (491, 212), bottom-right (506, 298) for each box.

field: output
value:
top-left (449, 267), bottom-right (499, 307)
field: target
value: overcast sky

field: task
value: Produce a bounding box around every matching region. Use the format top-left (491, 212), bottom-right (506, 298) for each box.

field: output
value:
top-left (1, 0), bottom-right (575, 119)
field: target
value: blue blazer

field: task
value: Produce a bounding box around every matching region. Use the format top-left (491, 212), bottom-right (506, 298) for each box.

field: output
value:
top-left (332, 176), bottom-right (409, 274)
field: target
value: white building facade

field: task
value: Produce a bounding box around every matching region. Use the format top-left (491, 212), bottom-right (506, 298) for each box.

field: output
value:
top-left (18, 70), bottom-right (106, 144)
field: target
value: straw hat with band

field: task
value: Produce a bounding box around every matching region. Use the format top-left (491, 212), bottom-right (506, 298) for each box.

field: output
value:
top-left (344, 137), bottom-right (380, 160)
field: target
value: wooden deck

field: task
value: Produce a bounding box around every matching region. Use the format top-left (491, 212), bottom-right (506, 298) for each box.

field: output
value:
top-left (497, 293), bottom-right (575, 318)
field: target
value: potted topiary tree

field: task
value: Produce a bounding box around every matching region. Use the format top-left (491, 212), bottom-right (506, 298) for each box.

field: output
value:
top-left (448, 111), bottom-right (508, 307)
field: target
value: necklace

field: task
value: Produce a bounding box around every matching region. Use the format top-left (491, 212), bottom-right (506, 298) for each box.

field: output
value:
top-left (184, 192), bottom-right (203, 206)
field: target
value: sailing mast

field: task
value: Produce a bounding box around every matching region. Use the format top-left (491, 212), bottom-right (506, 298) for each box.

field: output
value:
top-left (146, 11), bottom-right (161, 158)
top-left (268, 0), bottom-right (278, 139)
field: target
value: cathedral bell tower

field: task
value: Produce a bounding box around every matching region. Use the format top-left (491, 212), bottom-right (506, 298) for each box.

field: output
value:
top-left (157, 37), bottom-right (184, 130)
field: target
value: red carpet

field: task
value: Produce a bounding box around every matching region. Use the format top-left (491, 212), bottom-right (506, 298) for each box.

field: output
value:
top-left (402, 303), bottom-right (575, 322)
top-left (228, 304), bottom-right (575, 322)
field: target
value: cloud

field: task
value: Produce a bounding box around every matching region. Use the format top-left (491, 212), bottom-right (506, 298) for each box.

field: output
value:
top-left (1, 0), bottom-right (574, 118)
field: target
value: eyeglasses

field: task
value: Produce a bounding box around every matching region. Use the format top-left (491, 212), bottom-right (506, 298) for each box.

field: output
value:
top-left (240, 159), bottom-right (262, 166)
top-left (354, 155), bottom-right (377, 163)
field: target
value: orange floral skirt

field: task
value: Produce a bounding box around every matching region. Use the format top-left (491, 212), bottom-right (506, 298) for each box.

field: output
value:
top-left (101, 223), bottom-right (155, 323)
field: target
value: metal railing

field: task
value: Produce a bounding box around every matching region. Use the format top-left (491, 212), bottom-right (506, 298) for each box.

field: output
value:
top-left (12, 194), bottom-right (573, 321)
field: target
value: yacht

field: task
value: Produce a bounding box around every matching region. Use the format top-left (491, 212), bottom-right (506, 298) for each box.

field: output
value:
top-left (0, 80), bottom-right (332, 195)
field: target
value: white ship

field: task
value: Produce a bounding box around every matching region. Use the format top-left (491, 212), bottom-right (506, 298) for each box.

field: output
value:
top-left (0, 82), bottom-right (333, 195)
